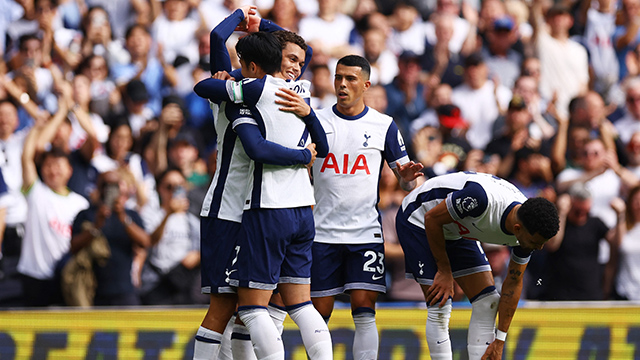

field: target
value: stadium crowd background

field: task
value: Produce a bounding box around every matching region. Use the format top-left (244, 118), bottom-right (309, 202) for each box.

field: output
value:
top-left (0, 0), bottom-right (639, 307)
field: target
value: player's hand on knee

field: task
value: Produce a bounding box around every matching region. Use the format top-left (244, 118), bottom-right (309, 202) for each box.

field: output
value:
top-left (427, 270), bottom-right (454, 307)
top-left (481, 339), bottom-right (504, 360)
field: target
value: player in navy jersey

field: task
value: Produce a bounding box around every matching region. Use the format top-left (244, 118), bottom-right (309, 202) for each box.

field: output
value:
top-left (193, 8), bottom-right (323, 360)
top-left (194, 31), bottom-right (332, 360)
top-left (396, 172), bottom-right (559, 360)
top-left (309, 55), bottom-right (424, 360)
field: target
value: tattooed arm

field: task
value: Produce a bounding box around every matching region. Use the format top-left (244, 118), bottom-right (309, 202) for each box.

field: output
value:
top-left (481, 251), bottom-right (528, 360)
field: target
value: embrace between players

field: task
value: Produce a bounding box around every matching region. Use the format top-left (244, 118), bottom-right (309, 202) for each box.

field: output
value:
top-left (191, 6), bottom-right (560, 360)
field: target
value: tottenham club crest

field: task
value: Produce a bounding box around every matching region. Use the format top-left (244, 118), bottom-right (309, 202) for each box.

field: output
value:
top-left (456, 196), bottom-right (478, 214)
top-left (363, 132), bottom-right (371, 147)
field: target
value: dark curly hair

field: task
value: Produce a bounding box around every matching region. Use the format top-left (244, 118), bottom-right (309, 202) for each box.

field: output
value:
top-left (517, 197), bottom-right (560, 239)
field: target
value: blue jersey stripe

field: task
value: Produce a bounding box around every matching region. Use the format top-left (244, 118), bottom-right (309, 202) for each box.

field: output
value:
top-left (207, 121), bottom-right (238, 217)
top-left (399, 187), bottom-right (458, 221)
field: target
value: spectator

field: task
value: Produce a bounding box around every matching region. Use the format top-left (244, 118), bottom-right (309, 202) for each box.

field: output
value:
top-left (298, 0), bottom-right (355, 59)
top-left (485, 95), bottom-right (550, 178)
top-left (613, 0), bottom-right (640, 81)
top-left (384, 50), bottom-right (427, 154)
top-left (79, 6), bottom-right (129, 68)
top-left (509, 147), bottom-right (555, 200)
top-left (360, 28), bottom-right (398, 85)
top-left (451, 52), bottom-right (511, 150)
top-left (17, 108), bottom-right (90, 306)
top-left (531, 1), bottom-right (589, 119)
top-left (540, 185), bottom-right (623, 300)
top-left (110, 24), bottom-right (176, 116)
top-left (363, 84), bottom-right (387, 113)
top-left (310, 64), bottom-right (337, 110)
top-left (389, 3), bottom-right (426, 55)
top-left (91, 120), bottom-right (156, 210)
top-left (556, 137), bottom-right (637, 228)
top-left (424, 0), bottom-right (472, 55)
top-left (411, 82), bottom-right (453, 135)
top-left (139, 168), bottom-right (199, 305)
top-left (626, 131), bottom-right (640, 178)
top-left (481, 16), bottom-right (522, 89)
top-left (167, 132), bottom-right (208, 190)
top-left (85, 0), bottom-right (150, 40)
top-left (610, 185), bottom-right (640, 300)
top-left (70, 170), bottom-right (150, 306)
top-left (120, 79), bottom-right (156, 145)
top-left (263, 0), bottom-right (303, 33)
top-left (615, 77), bottom-right (640, 144)
top-left (78, 54), bottom-right (120, 120)
top-left (421, 14), bottom-right (466, 89)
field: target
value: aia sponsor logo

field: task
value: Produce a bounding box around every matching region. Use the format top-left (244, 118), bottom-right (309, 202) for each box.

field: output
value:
top-left (319, 153), bottom-right (370, 174)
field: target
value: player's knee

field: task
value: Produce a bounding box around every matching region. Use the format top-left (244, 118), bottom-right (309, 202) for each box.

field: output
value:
top-left (470, 286), bottom-right (499, 313)
top-left (427, 299), bottom-right (452, 324)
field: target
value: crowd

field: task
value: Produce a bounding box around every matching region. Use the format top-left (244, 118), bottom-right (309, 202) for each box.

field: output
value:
top-left (0, 0), bottom-right (639, 308)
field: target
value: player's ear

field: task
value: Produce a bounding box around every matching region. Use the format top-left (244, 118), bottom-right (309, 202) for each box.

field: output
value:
top-left (363, 80), bottom-right (371, 91)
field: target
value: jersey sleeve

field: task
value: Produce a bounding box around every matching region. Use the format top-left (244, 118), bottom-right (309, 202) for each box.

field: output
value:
top-left (210, 8), bottom-right (244, 74)
top-left (71, 208), bottom-right (91, 236)
top-left (383, 120), bottom-right (410, 169)
top-left (445, 181), bottom-right (489, 220)
top-left (301, 109), bottom-right (328, 157)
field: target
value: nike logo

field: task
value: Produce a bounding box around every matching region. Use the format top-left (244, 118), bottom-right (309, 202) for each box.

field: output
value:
top-left (471, 222), bottom-right (483, 232)
top-left (436, 339), bottom-right (449, 345)
top-left (372, 274), bottom-right (383, 280)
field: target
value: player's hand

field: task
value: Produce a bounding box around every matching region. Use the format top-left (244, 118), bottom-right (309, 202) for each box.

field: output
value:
top-left (426, 270), bottom-right (454, 307)
top-left (396, 161), bottom-right (424, 182)
top-left (246, 14), bottom-right (261, 33)
top-left (235, 5), bottom-right (257, 31)
top-left (306, 143), bottom-right (317, 168)
top-left (481, 339), bottom-right (505, 360)
top-left (276, 88), bottom-right (311, 117)
top-left (212, 71), bottom-right (233, 81)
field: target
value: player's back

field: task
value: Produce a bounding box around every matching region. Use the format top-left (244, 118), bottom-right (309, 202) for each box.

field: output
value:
top-left (243, 75), bottom-right (315, 209)
top-left (200, 101), bottom-right (251, 222)
top-left (401, 171), bottom-right (527, 245)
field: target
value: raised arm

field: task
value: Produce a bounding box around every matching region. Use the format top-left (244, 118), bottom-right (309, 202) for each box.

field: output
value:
top-left (21, 116), bottom-right (46, 192)
top-left (193, 77), bottom-right (235, 103)
top-left (210, 7), bottom-right (255, 74)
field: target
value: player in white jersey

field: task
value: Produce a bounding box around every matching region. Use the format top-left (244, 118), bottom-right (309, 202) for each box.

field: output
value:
top-left (396, 171), bottom-right (559, 360)
top-left (194, 9), bottom-right (320, 360)
top-left (194, 31), bottom-right (332, 360)
top-left (310, 55), bottom-right (424, 360)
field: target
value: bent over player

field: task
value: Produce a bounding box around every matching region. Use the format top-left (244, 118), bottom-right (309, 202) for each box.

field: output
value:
top-left (395, 171), bottom-right (559, 360)
top-left (310, 55), bottom-right (423, 360)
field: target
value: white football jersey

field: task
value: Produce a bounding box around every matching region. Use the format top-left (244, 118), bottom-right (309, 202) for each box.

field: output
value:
top-left (228, 75), bottom-right (315, 209)
top-left (200, 101), bottom-right (252, 222)
top-left (400, 171), bottom-right (527, 247)
top-left (312, 106), bottom-right (410, 244)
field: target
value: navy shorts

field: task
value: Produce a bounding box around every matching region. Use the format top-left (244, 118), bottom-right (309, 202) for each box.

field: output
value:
top-left (229, 207), bottom-right (315, 290)
top-left (395, 213), bottom-right (491, 286)
top-left (310, 242), bottom-right (386, 297)
top-left (200, 217), bottom-right (241, 294)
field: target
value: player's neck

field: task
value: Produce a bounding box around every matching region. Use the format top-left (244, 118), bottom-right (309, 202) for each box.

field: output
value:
top-left (505, 204), bottom-right (521, 233)
top-left (336, 102), bottom-right (366, 117)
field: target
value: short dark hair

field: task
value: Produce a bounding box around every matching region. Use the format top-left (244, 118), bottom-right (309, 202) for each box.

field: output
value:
top-left (235, 32), bottom-right (282, 75)
top-left (273, 30), bottom-right (307, 53)
top-left (518, 197), bottom-right (560, 239)
top-left (125, 24), bottom-right (150, 40)
top-left (41, 147), bottom-right (70, 164)
top-left (337, 55), bottom-right (371, 80)
top-left (19, 34), bottom-right (41, 51)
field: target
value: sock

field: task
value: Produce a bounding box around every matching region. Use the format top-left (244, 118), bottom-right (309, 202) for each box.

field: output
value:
top-left (194, 326), bottom-right (222, 360)
top-left (268, 303), bottom-right (288, 335)
top-left (217, 315), bottom-right (236, 360)
top-left (231, 323), bottom-right (258, 360)
top-left (426, 299), bottom-right (453, 360)
top-left (352, 308), bottom-right (378, 360)
top-left (287, 301), bottom-right (333, 360)
top-left (468, 287), bottom-right (500, 360)
top-left (237, 306), bottom-right (284, 360)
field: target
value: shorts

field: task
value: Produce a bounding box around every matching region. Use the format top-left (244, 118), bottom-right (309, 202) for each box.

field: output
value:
top-left (395, 213), bottom-right (491, 286)
top-left (229, 207), bottom-right (315, 290)
top-left (310, 242), bottom-right (386, 297)
top-left (200, 217), bottom-right (241, 294)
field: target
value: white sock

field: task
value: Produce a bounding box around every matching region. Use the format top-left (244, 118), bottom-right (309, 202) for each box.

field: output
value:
top-left (468, 288), bottom-right (500, 360)
top-left (426, 299), bottom-right (453, 360)
top-left (217, 316), bottom-right (236, 360)
top-left (287, 302), bottom-right (333, 360)
top-left (352, 308), bottom-right (378, 360)
top-left (268, 304), bottom-right (287, 335)
top-left (237, 306), bottom-right (284, 360)
top-left (231, 323), bottom-right (258, 360)
top-left (194, 326), bottom-right (222, 360)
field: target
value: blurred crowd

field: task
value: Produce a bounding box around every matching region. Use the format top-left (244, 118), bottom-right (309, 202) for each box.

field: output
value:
top-left (1, 0), bottom-right (640, 307)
